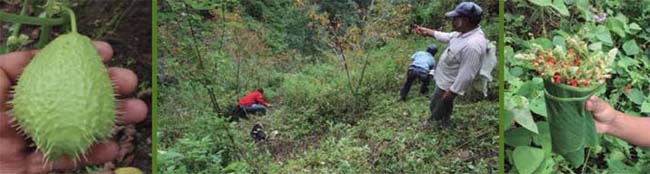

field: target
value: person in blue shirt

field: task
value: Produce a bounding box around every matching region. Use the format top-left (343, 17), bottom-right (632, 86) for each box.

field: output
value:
top-left (399, 44), bottom-right (437, 101)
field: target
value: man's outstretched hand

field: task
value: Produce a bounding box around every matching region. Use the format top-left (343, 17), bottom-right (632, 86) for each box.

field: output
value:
top-left (413, 24), bottom-right (435, 37)
top-left (0, 42), bottom-right (148, 174)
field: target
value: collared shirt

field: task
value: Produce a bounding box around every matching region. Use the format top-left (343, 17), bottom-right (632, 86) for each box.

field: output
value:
top-left (410, 51), bottom-right (436, 71)
top-left (432, 26), bottom-right (487, 95)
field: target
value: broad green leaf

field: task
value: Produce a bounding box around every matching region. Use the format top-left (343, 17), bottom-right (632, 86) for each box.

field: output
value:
top-left (516, 81), bottom-right (537, 98)
top-left (609, 149), bottom-right (626, 161)
top-left (511, 107), bottom-right (539, 134)
top-left (617, 56), bottom-right (639, 69)
top-left (622, 40), bottom-right (640, 56)
top-left (629, 23), bottom-right (642, 33)
top-left (551, 0), bottom-right (569, 16)
top-left (505, 127), bottom-right (533, 147)
top-left (513, 146), bottom-right (545, 174)
top-left (607, 159), bottom-right (641, 174)
top-left (588, 42), bottom-right (602, 51)
top-left (510, 96), bottom-right (538, 134)
top-left (641, 99), bottom-right (650, 114)
top-left (532, 122), bottom-right (551, 151)
top-left (575, 0), bottom-right (592, 21)
top-left (533, 158), bottom-right (555, 174)
top-left (530, 38), bottom-right (553, 49)
top-left (596, 25), bottom-right (613, 46)
top-left (528, 0), bottom-right (552, 7)
top-left (505, 46), bottom-right (514, 60)
top-left (510, 67), bottom-right (524, 77)
top-left (607, 17), bottom-right (626, 38)
top-left (626, 89), bottom-right (645, 105)
top-left (508, 78), bottom-right (524, 91)
top-left (504, 107), bottom-right (514, 130)
top-left (552, 36), bottom-right (565, 47)
top-left (529, 96), bottom-right (547, 117)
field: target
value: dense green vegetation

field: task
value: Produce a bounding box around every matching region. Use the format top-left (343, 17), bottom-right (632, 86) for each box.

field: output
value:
top-left (505, 0), bottom-right (650, 173)
top-left (158, 0), bottom-right (499, 173)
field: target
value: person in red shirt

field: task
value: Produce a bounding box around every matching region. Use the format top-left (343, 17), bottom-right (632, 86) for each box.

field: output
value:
top-left (238, 88), bottom-right (271, 115)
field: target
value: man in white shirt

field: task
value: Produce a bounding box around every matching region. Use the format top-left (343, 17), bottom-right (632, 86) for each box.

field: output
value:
top-left (413, 2), bottom-right (487, 128)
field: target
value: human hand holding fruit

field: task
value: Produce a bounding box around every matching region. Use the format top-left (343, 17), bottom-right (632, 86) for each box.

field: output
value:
top-left (0, 42), bottom-right (148, 173)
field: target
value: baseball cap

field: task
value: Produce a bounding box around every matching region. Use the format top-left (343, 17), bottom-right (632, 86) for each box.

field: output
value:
top-left (445, 2), bottom-right (482, 18)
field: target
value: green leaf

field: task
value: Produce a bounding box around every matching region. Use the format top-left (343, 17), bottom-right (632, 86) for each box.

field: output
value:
top-left (617, 56), bottom-right (639, 69)
top-left (626, 88), bottom-right (645, 105)
top-left (505, 46), bottom-right (514, 60)
top-left (596, 25), bottom-right (613, 46)
top-left (533, 158), bottom-right (555, 174)
top-left (551, 0), bottom-right (569, 16)
top-left (505, 127), bottom-right (533, 147)
top-left (641, 99), bottom-right (650, 114)
top-left (513, 146), bottom-right (545, 174)
top-left (622, 40), bottom-right (640, 56)
top-left (528, 0), bottom-right (553, 7)
top-left (532, 122), bottom-right (552, 155)
top-left (552, 36), bottom-right (565, 47)
top-left (530, 38), bottom-right (553, 49)
top-left (575, 0), bottom-right (592, 21)
top-left (504, 107), bottom-right (514, 130)
top-left (608, 149), bottom-right (626, 161)
top-left (511, 96), bottom-right (539, 134)
top-left (516, 81), bottom-right (537, 98)
top-left (607, 17), bottom-right (627, 38)
top-left (607, 159), bottom-right (641, 174)
top-left (510, 67), bottom-right (524, 77)
top-left (629, 23), bottom-right (642, 33)
top-left (588, 42), bottom-right (602, 51)
top-left (529, 96), bottom-right (547, 117)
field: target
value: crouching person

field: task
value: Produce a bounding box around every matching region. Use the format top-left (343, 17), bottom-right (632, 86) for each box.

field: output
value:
top-left (238, 88), bottom-right (272, 115)
top-left (399, 45), bottom-right (437, 101)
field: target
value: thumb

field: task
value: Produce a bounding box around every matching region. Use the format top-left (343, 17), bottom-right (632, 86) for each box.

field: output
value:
top-left (585, 96), bottom-right (607, 114)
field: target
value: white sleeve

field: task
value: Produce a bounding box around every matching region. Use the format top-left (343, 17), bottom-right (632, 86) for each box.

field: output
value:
top-left (432, 31), bottom-right (454, 43)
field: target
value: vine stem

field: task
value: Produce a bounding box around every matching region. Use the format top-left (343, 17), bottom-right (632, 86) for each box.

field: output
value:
top-left (63, 7), bottom-right (77, 33)
top-left (0, 12), bottom-right (66, 26)
top-left (581, 147), bottom-right (591, 173)
top-left (9, 0), bottom-right (30, 37)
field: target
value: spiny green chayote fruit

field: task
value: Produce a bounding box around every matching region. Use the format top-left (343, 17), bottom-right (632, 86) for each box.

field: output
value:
top-left (11, 32), bottom-right (116, 160)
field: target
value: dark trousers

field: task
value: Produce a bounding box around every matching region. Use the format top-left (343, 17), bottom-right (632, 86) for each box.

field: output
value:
top-left (429, 87), bottom-right (457, 127)
top-left (399, 67), bottom-right (431, 100)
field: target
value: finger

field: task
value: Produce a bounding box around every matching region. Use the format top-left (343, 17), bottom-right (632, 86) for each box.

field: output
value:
top-left (93, 41), bottom-right (113, 62)
top-left (0, 113), bottom-right (27, 157)
top-left (0, 70), bottom-right (11, 111)
top-left (29, 141), bottom-right (119, 172)
top-left (108, 67), bottom-right (138, 96)
top-left (117, 98), bottom-right (148, 125)
top-left (585, 96), bottom-right (606, 113)
top-left (0, 50), bottom-right (37, 82)
top-left (594, 122), bottom-right (607, 134)
top-left (0, 113), bottom-right (20, 138)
